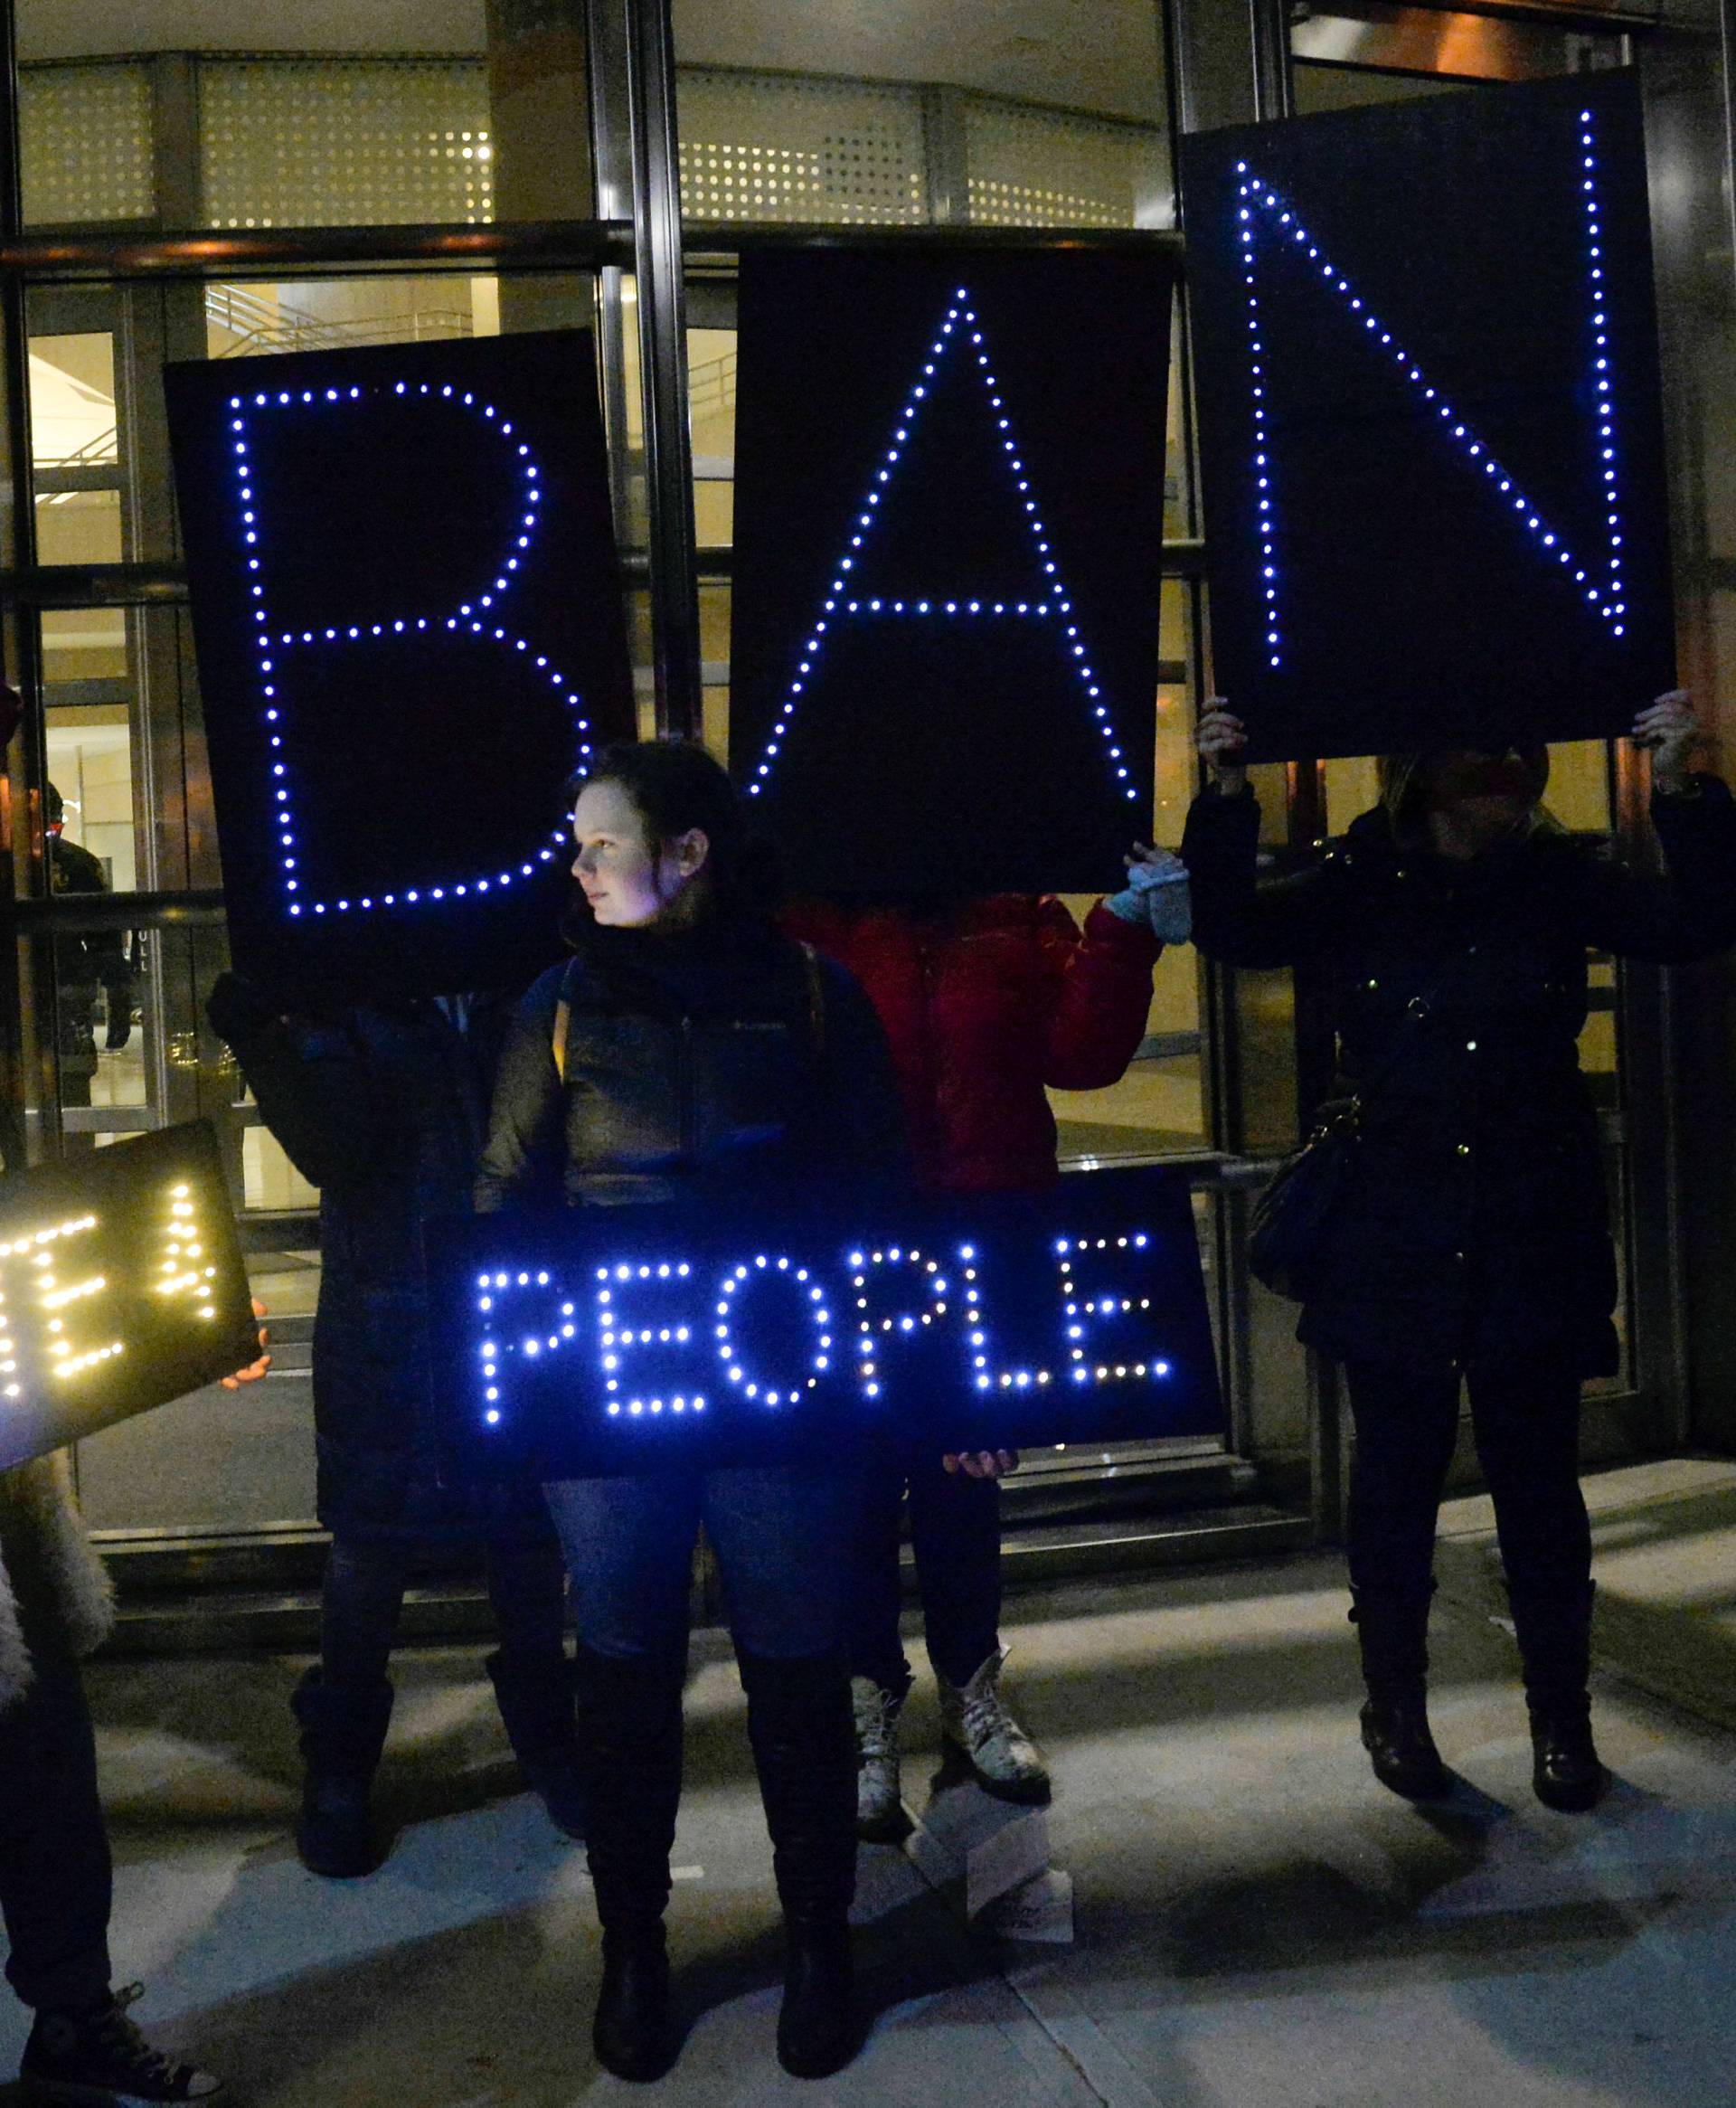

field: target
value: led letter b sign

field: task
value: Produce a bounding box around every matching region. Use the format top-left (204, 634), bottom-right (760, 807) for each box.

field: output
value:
top-left (431, 1166), bottom-right (1222, 1479)
top-left (0, 1124), bottom-right (259, 1472)
top-left (1181, 71), bottom-right (1673, 762)
top-left (167, 331), bottom-right (635, 1003)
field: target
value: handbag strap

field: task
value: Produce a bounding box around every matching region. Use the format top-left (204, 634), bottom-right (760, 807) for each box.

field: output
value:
top-left (1333, 958), bottom-right (1467, 1122)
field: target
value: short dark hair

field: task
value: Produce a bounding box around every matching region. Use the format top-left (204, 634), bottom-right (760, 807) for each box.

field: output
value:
top-left (571, 739), bottom-right (779, 917)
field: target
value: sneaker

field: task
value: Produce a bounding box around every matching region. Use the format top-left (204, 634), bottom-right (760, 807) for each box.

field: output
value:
top-left (938, 1646), bottom-right (1051, 1805)
top-left (22, 1983), bottom-right (222, 2103)
top-left (851, 1677), bottom-right (909, 1841)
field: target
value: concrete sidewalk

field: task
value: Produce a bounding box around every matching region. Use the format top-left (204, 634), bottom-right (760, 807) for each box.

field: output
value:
top-left (3, 1472), bottom-right (1734, 2106)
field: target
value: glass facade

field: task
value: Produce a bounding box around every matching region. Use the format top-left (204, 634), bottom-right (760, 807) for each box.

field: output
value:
top-left (0, 0), bottom-right (1725, 1575)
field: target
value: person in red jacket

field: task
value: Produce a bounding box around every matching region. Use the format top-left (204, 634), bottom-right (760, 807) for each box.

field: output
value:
top-left (786, 849), bottom-right (1188, 1832)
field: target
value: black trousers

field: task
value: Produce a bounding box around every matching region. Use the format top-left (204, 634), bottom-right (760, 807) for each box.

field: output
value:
top-left (319, 1529), bottom-right (569, 1691)
top-left (1343, 1348), bottom-right (1593, 1607)
top-left (847, 1452), bottom-right (1003, 1699)
top-left (0, 1641), bottom-right (111, 2012)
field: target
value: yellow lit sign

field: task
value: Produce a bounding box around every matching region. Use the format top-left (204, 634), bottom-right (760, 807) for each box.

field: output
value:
top-left (0, 1124), bottom-right (258, 1470)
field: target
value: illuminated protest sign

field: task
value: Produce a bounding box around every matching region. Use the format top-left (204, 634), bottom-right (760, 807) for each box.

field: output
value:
top-left (165, 330), bottom-right (635, 1003)
top-left (1181, 71), bottom-right (1672, 760)
top-left (728, 247), bottom-right (1175, 898)
top-left (0, 1123), bottom-right (258, 1471)
top-left (431, 1167), bottom-right (1222, 1478)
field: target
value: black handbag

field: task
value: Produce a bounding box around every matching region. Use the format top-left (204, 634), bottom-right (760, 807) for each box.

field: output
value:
top-left (1246, 973), bottom-right (1453, 1301)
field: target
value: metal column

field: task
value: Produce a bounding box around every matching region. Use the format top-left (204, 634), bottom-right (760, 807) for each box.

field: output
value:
top-left (623, 0), bottom-right (701, 739)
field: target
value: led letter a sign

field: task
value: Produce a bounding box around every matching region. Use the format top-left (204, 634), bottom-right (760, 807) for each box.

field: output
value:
top-left (1181, 70), bottom-right (1673, 761)
top-left (729, 248), bottom-right (1175, 899)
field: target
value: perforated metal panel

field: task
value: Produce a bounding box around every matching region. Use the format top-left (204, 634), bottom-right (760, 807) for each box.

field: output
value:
top-left (965, 99), bottom-right (1165, 229)
top-left (677, 69), bottom-right (926, 224)
top-left (201, 61), bottom-right (495, 229)
top-left (20, 63), bottom-right (153, 227)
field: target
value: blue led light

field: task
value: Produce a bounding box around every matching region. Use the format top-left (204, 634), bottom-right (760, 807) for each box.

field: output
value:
top-left (747, 288), bottom-right (1141, 806)
top-left (230, 383), bottom-right (591, 921)
top-left (1234, 109), bottom-right (1628, 662)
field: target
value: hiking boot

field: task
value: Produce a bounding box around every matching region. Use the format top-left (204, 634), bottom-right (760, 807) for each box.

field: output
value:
top-left (851, 1677), bottom-right (909, 1842)
top-left (938, 1647), bottom-right (1051, 1805)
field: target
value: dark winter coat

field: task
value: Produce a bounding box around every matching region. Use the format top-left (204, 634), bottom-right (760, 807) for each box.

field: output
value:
top-left (214, 987), bottom-right (551, 1544)
top-left (474, 917), bottom-right (908, 1215)
top-left (1183, 777), bottom-right (1736, 1376)
top-left (780, 896), bottom-right (1161, 1194)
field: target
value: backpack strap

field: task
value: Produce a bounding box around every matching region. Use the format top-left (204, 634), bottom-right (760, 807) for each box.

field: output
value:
top-left (551, 959), bottom-right (577, 1083)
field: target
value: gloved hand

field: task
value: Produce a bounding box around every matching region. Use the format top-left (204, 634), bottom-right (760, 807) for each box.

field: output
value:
top-left (103, 1009), bottom-right (132, 1052)
top-left (1104, 845), bottom-right (1192, 945)
top-left (206, 969), bottom-right (278, 1052)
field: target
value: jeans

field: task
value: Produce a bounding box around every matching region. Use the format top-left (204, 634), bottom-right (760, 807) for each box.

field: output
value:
top-left (320, 1528), bottom-right (570, 1690)
top-left (542, 1467), bottom-right (858, 1664)
top-left (0, 1640), bottom-right (111, 2012)
top-left (848, 1451), bottom-right (1003, 1698)
top-left (1344, 1350), bottom-right (1592, 1606)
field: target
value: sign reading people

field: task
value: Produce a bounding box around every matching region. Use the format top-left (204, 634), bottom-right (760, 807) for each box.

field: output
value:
top-left (0, 1123), bottom-right (259, 1471)
top-left (165, 331), bottom-right (635, 1003)
top-left (430, 1166), bottom-right (1222, 1478)
top-left (728, 247), bottom-right (1176, 899)
top-left (1181, 71), bottom-right (1673, 761)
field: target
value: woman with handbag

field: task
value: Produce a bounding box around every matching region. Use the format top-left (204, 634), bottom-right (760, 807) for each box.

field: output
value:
top-left (1184, 692), bottom-right (1736, 1811)
top-left (475, 740), bottom-right (908, 2084)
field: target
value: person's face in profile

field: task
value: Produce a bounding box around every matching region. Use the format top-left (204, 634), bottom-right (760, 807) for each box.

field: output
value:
top-left (570, 779), bottom-right (708, 928)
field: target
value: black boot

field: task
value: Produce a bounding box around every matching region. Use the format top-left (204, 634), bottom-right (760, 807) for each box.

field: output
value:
top-left (738, 1647), bottom-right (861, 2081)
top-left (486, 1648), bottom-right (587, 1839)
top-left (289, 1668), bottom-right (393, 1878)
top-left (1350, 1589), bottom-right (1449, 1801)
top-left (1511, 1581), bottom-right (1608, 1812)
top-left (571, 1642), bottom-right (684, 2083)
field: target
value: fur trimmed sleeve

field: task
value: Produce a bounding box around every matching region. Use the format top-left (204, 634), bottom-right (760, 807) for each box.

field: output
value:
top-left (0, 1453), bottom-right (114, 1710)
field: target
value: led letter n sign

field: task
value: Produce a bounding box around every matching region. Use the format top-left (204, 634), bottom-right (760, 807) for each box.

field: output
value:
top-left (430, 1167), bottom-right (1222, 1479)
top-left (728, 248), bottom-right (1175, 900)
top-left (0, 1124), bottom-right (259, 1472)
top-left (166, 331), bottom-right (636, 1003)
top-left (1181, 71), bottom-right (1673, 762)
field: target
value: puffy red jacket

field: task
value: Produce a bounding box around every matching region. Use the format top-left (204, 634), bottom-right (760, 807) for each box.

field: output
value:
top-left (782, 895), bottom-right (1160, 1195)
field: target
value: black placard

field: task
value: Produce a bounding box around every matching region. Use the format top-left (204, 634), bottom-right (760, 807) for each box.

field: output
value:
top-left (1181, 71), bottom-right (1672, 762)
top-left (166, 331), bottom-right (635, 1002)
top-left (430, 1166), bottom-right (1222, 1479)
top-left (0, 1123), bottom-right (259, 1471)
top-left (729, 247), bottom-right (1175, 899)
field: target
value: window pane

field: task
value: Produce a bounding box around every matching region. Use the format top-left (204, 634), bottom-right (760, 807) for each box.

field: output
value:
top-left (17, 6), bottom-right (593, 229)
top-left (18, 61), bottom-right (153, 225)
top-left (675, 5), bottom-right (1170, 229)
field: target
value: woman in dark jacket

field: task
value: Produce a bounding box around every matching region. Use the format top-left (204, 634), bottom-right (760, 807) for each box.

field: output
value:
top-left (1184, 690), bottom-right (1736, 1813)
top-left (475, 740), bottom-right (907, 2085)
top-left (208, 979), bottom-right (581, 1878)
